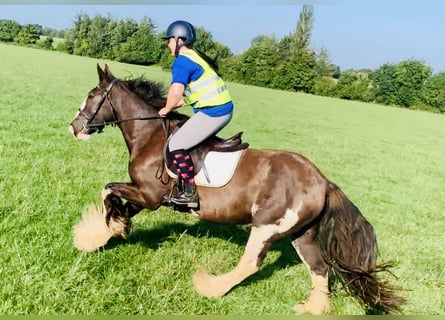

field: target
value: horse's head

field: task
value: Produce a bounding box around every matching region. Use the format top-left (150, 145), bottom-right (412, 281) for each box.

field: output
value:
top-left (69, 64), bottom-right (119, 140)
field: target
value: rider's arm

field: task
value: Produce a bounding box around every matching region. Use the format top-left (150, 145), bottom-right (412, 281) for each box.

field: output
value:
top-left (159, 82), bottom-right (185, 116)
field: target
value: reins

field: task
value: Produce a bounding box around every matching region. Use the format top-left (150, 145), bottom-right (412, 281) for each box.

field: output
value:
top-left (87, 114), bottom-right (164, 129)
top-left (83, 78), bottom-right (164, 130)
top-left (81, 76), bottom-right (173, 186)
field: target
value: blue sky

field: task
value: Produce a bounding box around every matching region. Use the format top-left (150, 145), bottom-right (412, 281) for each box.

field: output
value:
top-left (1, 1), bottom-right (444, 72)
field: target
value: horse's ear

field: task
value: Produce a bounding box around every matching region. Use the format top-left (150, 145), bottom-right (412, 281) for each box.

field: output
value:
top-left (104, 64), bottom-right (115, 79)
top-left (97, 63), bottom-right (106, 82)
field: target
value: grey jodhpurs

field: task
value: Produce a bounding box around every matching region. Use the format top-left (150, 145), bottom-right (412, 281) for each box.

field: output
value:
top-left (168, 111), bottom-right (232, 151)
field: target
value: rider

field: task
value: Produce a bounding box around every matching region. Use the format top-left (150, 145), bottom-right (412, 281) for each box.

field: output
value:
top-left (159, 20), bottom-right (234, 208)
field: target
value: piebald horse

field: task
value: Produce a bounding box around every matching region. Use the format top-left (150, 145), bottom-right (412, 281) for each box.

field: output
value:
top-left (69, 64), bottom-right (405, 314)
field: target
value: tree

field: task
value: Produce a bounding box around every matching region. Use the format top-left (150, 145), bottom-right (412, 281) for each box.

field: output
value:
top-left (0, 19), bottom-right (21, 42)
top-left (370, 63), bottom-right (399, 105)
top-left (276, 34), bottom-right (293, 61)
top-left (15, 24), bottom-right (40, 46)
top-left (332, 66), bottom-right (341, 79)
top-left (194, 27), bottom-right (232, 61)
top-left (371, 60), bottom-right (432, 108)
top-left (394, 59), bottom-right (432, 107)
top-left (272, 5), bottom-right (316, 92)
top-left (271, 5), bottom-right (316, 93)
top-left (87, 14), bottom-right (114, 58)
top-left (314, 47), bottom-right (337, 77)
top-left (335, 71), bottom-right (371, 102)
top-left (311, 76), bottom-right (337, 97)
top-left (273, 50), bottom-right (316, 93)
top-left (236, 35), bottom-right (280, 87)
top-left (421, 72), bottom-right (445, 112)
top-left (84, 15), bottom-right (111, 58)
top-left (36, 36), bottom-right (54, 50)
top-left (65, 13), bottom-right (91, 55)
top-left (111, 18), bottom-right (139, 58)
top-left (117, 17), bottom-right (162, 65)
top-left (292, 5), bottom-right (314, 55)
top-left (219, 54), bottom-right (241, 81)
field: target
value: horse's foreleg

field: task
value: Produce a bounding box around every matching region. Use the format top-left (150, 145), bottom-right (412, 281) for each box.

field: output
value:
top-left (291, 227), bottom-right (331, 315)
top-left (73, 183), bottom-right (146, 252)
top-left (101, 181), bottom-right (160, 235)
top-left (193, 224), bottom-right (272, 298)
top-left (101, 188), bottom-right (138, 239)
top-left (104, 182), bottom-right (161, 212)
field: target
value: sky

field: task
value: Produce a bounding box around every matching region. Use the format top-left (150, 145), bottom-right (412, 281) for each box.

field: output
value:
top-left (0, 1), bottom-right (444, 73)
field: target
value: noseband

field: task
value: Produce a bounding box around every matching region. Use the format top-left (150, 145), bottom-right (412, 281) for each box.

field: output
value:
top-left (78, 79), bottom-right (118, 132)
top-left (79, 79), bottom-right (163, 132)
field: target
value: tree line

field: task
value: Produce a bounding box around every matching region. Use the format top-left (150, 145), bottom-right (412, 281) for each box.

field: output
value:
top-left (1, 7), bottom-right (444, 113)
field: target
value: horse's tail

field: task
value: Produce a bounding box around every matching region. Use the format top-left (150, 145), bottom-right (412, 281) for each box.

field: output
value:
top-left (317, 182), bottom-right (406, 314)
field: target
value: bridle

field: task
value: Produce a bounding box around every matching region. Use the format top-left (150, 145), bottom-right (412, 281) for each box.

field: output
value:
top-left (79, 78), bottom-right (163, 133)
top-left (78, 77), bottom-right (172, 185)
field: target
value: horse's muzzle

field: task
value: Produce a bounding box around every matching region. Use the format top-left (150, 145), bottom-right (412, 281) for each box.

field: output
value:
top-left (69, 124), bottom-right (92, 141)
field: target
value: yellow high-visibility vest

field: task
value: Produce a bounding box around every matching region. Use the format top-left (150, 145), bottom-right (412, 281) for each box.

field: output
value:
top-left (180, 50), bottom-right (232, 108)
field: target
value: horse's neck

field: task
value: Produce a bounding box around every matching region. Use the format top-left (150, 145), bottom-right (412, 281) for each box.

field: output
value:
top-left (114, 84), bottom-right (160, 121)
top-left (113, 84), bottom-right (165, 155)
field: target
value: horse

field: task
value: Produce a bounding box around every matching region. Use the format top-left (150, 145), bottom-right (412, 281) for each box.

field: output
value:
top-left (68, 64), bottom-right (405, 314)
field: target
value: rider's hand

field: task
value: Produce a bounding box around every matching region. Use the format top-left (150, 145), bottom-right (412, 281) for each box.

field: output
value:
top-left (158, 107), bottom-right (170, 117)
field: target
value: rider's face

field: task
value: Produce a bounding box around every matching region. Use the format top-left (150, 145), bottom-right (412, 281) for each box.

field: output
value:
top-left (167, 38), bottom-right (184, 56)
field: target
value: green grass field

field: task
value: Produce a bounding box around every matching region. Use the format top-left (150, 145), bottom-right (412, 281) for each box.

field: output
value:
top-left (0, 43), bottom-right (444, 315)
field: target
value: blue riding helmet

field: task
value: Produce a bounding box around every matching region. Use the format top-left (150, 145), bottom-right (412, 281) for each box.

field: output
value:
top-left (162, 20), bottom-right (197, 46)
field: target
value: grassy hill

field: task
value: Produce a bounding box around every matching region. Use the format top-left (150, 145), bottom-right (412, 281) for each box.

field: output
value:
top-left (0, 43), bottom-right (444, 315)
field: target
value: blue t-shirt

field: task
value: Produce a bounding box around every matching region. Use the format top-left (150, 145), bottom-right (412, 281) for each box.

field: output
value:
top-left (171, 54), bottom-right (233, 117)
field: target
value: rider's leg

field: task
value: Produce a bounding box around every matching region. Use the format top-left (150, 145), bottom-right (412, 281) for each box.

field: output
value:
top-left (168, 111), bottom-right (232, 207)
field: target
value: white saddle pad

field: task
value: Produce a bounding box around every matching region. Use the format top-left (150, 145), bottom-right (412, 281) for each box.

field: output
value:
top-left (166, 149), bottom-right (245, 188)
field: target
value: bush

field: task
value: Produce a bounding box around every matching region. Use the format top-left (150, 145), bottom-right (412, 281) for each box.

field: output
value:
top-left (311, 76), bottom-right (337, 97)
top-left (421, 72), bottom-right (445, 112)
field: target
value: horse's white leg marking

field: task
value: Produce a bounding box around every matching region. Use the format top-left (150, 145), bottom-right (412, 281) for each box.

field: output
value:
top-left (193, 201), bottom-right (303, 298)
top-left (101, 188), bottom-right (113, 214)
top-left (292, 242), bottom-right (331, 314)
top-left (251, 203), bottom-right (259, 216)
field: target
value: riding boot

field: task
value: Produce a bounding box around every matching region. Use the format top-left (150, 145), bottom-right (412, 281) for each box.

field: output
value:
top-left (170, 149), bottom-right (199, 208)
top-left (171, 180), bottom-right (199, 208)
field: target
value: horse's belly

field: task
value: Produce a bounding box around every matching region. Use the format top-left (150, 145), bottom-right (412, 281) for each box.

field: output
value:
top-left (196, 205), bottom-right (253, 225)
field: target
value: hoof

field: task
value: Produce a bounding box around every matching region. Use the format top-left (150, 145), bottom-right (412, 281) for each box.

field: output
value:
top-left (108, 216), bottom-right (133, 239)
top-left (192, 269), bottom-right (228, 298)
top-left (72, 205), bottom-right (132, 252)
top-left (293, 299), bottom-right (331, 315)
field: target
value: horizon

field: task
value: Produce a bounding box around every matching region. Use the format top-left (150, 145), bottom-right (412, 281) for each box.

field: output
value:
top-left (0, 2), bottom-right (444, 73)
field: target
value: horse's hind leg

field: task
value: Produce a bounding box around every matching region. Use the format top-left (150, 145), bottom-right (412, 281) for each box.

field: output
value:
top-left (291, 226), bottom-right (331, 315)
top-left (193, 224), bottom-right (274, 297)
top-left (193, 200), bottom-right (308, 298)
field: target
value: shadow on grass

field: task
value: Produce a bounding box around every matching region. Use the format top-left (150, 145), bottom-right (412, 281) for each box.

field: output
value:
top-left (105, 218), bottom-right (302, 287)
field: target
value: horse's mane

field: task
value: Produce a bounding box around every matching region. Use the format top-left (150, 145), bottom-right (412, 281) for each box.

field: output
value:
top-left (122, 76), bottom-right (188, 121)
top-left (122, 76), bottom-right (188, 120)
top-left (123, 76), bottom-right (166, 107)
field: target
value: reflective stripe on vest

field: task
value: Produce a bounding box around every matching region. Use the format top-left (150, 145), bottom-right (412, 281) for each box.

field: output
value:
top-left (180, 50), bottom-right (232, 108)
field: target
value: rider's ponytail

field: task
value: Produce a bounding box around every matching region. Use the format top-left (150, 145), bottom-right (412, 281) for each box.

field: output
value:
top-left (194, 47), bottom-right (220, 76)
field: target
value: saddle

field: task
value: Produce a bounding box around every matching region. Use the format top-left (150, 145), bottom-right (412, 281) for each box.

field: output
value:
top-left (165, 131), bottom-right (249, 176)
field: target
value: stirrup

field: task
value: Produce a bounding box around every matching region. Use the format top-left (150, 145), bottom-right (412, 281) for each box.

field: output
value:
top-left (170, 192), bottom-right (199, 208)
